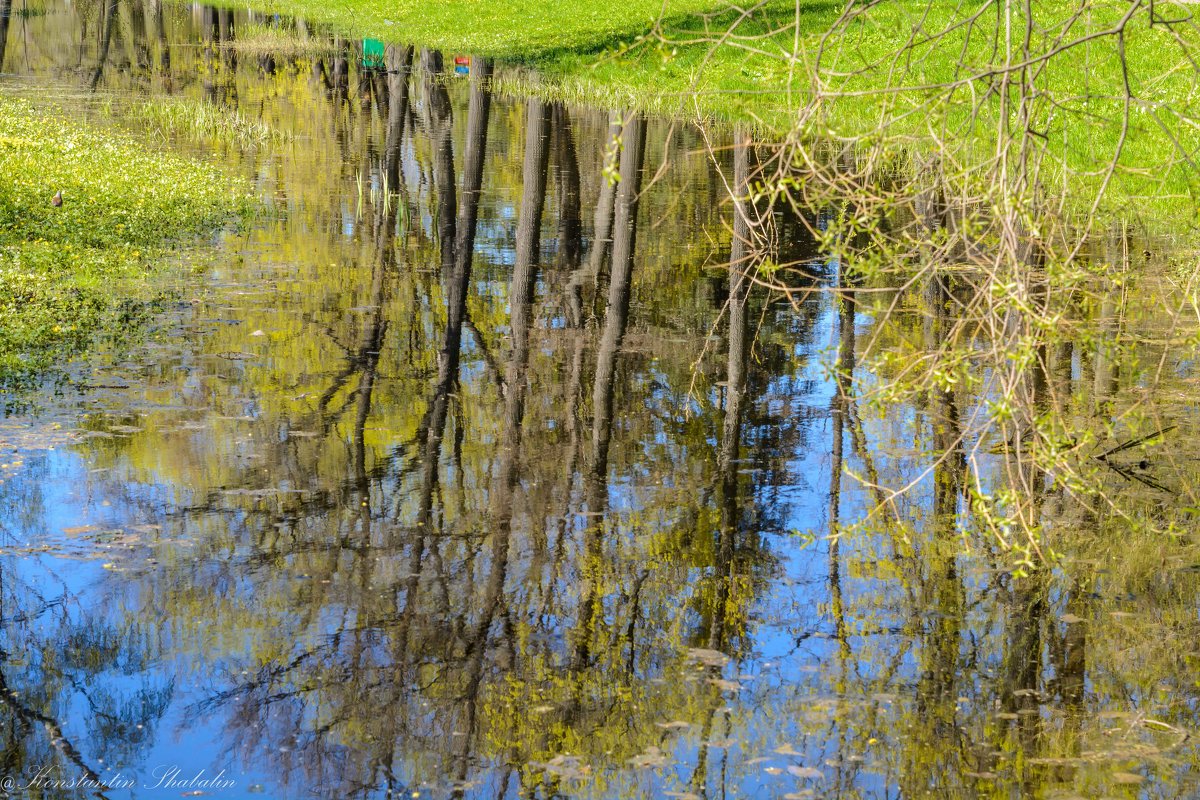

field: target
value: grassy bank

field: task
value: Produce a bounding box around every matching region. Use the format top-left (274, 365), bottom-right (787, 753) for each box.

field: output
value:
top-left (0, 98), bottom-right (248, 387)
top-left (215, 0), bottom-right (822, 120)
top-left (226, 0), bottom-right (1200, 226)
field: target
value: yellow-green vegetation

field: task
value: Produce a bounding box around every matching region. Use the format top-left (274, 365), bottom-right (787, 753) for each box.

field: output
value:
top-left (0, 98), bottom-right (248, 385)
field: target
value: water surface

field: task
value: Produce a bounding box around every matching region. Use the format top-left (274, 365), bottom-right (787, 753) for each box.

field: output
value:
top-left (2, 4), bottom-right (1200, 799)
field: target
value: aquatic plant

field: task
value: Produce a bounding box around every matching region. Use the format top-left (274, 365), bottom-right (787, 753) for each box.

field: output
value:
top-left (0, 98), bottom-right (250, 388)
top-left (222, 21), bottom-right (341, 58)
top-left (110, 96), bottom-right (283, 147)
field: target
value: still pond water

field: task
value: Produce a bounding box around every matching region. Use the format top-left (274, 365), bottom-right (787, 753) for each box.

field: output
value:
top-left (2, 3), bottom-right (1200, 798)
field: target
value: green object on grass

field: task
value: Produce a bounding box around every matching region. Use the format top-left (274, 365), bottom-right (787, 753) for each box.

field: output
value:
top-left (362, 38), bottom-right (385, 70)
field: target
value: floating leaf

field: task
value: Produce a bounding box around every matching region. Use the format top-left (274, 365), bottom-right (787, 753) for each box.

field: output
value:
top-left (1112, 772), bottom-right (1144, 785)
top-left (686, 648), bottom-right (730, 667)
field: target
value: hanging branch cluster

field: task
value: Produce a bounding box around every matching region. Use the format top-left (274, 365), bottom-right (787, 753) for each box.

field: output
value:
top-left (664, 0), bottom-right (1200, 557)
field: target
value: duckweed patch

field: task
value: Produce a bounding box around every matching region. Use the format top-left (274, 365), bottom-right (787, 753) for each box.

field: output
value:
top-left (0, 98), bottom-right (249, 388)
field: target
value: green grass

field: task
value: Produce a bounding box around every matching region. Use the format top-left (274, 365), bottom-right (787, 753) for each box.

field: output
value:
top-left (0, 98), bottom-right (249, 385)
top-left (219, 0), bottom-right (730, 60)
top-left (791, 0), bottom-right (1200, 222)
